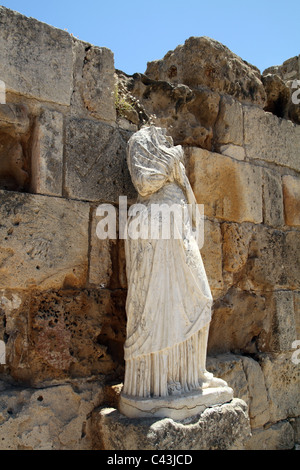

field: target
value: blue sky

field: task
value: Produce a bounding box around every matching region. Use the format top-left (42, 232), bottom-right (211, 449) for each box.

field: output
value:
top-left (1, 0), bottom-right (299, 75)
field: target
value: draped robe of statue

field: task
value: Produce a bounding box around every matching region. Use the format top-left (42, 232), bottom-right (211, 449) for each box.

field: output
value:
top-left (120, 126), bottom-right (232, 417)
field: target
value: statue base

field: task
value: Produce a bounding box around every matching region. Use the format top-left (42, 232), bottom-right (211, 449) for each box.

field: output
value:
top-left (119, 385), bottom-right (234, 420)
top-left (95, 397), bottom-right (251, 450)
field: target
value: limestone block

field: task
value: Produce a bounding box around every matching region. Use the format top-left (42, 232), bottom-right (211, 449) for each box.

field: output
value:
top-left (222, 222), bottom-right (253, 273)
top-left (0, 190), bottom-right (89, 290)
top-left (186, 147), bottom-right (262, 223)
top-left (283, 231), bottom-right (300, 289)
top-left (0, 381), bottom-right (104, 450)
top-left (219, 144), bottom-right (245, 161)
top-left (214, 95), bottom-right (244, 147)
top-left (240, 225), bottom-right (300, 291)
top-left (206, 354), bottom-right (270, 429)
top-left (89, 206), bottom-right (127, 289)
top-left (264, 291), bottom-right (297, 352)
top-left (208, 289), bottom-right (267, 354)
top-left (27, 288), bottom-right (126, 384)
top-left (282, 174), bottom-right (300, 227)
top-left (240, 356), bottom-right (270, 429)
top-left (0, 6), bottom-right (73, 105)
top-left (0, 287), bottom-right (126, 384)
top-left (30, 108), bottom-right (64, 196)
top-left (89, 231), bottom-right (114, 289)
top-left (258, 352), bottom-right (300, 422)
top-left (201, 219), bottom-right (223, 295)
top-left (262, 168), bottom-right (284, 227)
top-left (96, 398), bottom-right (251, 450)
top-left (64, 118), bottom-right (136, 203)
top-left (72, 39), bottom-right (116, 123)
top-left (243, 105), bottom-right (300, 172)
top-left (146, 36), bottom-right (266, 106)
top-left (246, 421), bottom-right (295, 450)
top-left (206, 354), bottom-right (249, 404)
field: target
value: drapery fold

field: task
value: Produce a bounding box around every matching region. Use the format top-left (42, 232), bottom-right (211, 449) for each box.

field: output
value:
top-left (123, 126), bottom-right (212, 397)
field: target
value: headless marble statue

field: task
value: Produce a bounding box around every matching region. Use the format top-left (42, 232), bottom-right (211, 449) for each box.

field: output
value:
top-left (119, 126), bottom-right (233, 419)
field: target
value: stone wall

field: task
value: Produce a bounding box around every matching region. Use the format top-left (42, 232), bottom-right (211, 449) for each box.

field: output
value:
top-left (0, 7), bottom-right (299, 450)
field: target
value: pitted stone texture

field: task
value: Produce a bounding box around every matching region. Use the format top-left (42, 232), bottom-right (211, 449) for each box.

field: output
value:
top-left (0, 190), bottom-right (89, 290)
top-left (96, 398), bottom-right (251, 450)
top-left (0, 6), bottom-right (73, 105)
top-left (146, 36), bottom-right (266, 106)
top-left (0, 288), bottom-right (126, 385)
top-left (0, 381), bottom-right (104, 450)
top-left (64, 118), bottom-right (136, 203)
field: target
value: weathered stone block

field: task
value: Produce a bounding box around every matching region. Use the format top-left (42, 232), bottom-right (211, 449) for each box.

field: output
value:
top-left (207, 288), bottom-right (268, 354)
top-left (219, 144), bottom-right (245, 161)
top-left (0, 6), bottom-right (73, 105)
top-left (258, 352), bottom-right (300, 422)
top-left (240, 356), bottom-right (270, 429)
top-left (64, 118), bottom-right (136, 203)
top-left (246, 421), bottom-right (295, 450)
top-left (206, 354), bottom-right (249, 404)
top-left (264, 291), bottom-right (297, 352)
top-left (28, 288), bottom-right (126, 384)
top-left (0, 381), bottom-right (104, 450)
top-left (262, 168), bottom-right (284, 227)
top-left (128, 74), bottom-right (218, 149)
top-left (95, 398), bottom-right (251, 450)
top-left (89, 207), bottom-right (127, 289)
top-left (222, 222), bottom-right (252, 273)
top-left (240, 225), bottom-right (300, 291)
top-left (1, 287), bottom-right (126, 385)
top-left (214, 95), bottom-right (244, 148)
top-left (146, 36), bottom-right (266, 106)
top-left (243, 105), bottom-right (300, 171)
top-left (0, 190), bottom-right (89, 290)
top-left (201, 219), bottom-right (223, 295)
top-left (282, 174), bottom-right (300, 227)
top-left (30, 108), bottom-right (64, 196)
top-left (206, 354), bottom-right (270, 429)
top-left (186, 147), bottom-right (262, 223)
top-left (72, 39), bottom-right (116, 123)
